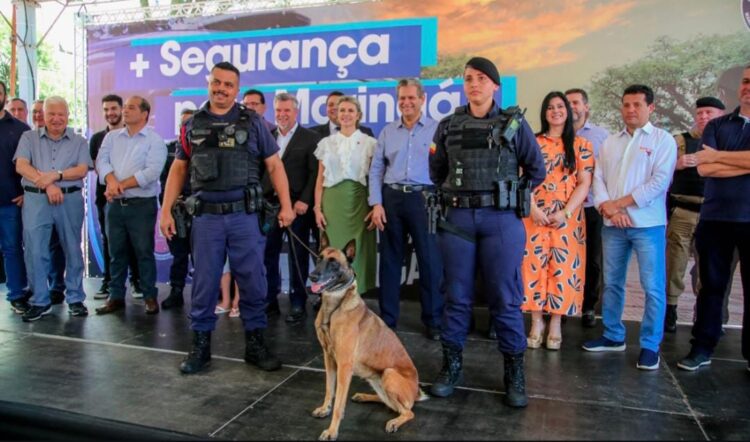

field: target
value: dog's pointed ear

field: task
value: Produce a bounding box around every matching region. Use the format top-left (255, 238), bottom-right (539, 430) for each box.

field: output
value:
top-left (343, 238), bottom-right (356, 263)
top-left (320, 231), bottom-right (330, 251)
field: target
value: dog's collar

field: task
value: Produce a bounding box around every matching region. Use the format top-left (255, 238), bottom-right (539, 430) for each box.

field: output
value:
top-left (320, 273), bottom-right (356, 328)
top-left (327, 272), bottom-right (355, 293)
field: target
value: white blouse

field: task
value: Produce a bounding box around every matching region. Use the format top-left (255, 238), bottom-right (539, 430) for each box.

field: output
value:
top-left (314, 129), bottom-right (377, 187)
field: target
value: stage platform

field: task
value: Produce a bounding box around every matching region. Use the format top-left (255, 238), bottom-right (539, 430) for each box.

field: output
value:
top-left (0, 278), bottom-right (747, 441)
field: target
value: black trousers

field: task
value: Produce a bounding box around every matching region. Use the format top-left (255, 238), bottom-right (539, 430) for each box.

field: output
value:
top-left (97, 200), bottom-right (139, 284)
top-left (105, 198), bottom-right (158, 300)
top-left (167, 228), bottom-right (191, 289)
top-left (583, 206), bottom-right (603, 312)
top-left (691, 220), bottom-right (750, 360)
top-left (264, 211), bottom-right (313, 309)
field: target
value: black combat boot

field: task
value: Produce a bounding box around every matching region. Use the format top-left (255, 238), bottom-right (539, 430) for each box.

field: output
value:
top-left (245, 329), bottom-right (282, 371)
top-left (664, 304), bottom-right (677, 333)
top-left (161, 286), bottom-right (184, 310)
top-left (430, 342), bottom-right (463, 397)
top-left (180, 331), bottom-right (211, 374)
top-left (487, 316), bottom-right (497, 340)
top-left (503, 352), bottom-right (528, 408)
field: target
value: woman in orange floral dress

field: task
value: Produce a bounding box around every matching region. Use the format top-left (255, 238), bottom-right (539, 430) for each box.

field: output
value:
top-left (521, 91), bottom-right (594, 350)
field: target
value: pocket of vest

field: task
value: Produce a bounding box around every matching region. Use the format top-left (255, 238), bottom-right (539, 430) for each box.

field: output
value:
top-left (192, 153), bottom-right (219, 182)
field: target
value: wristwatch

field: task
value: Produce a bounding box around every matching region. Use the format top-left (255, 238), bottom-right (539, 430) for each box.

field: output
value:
top-left (57, 170), bottom-right (63, 181)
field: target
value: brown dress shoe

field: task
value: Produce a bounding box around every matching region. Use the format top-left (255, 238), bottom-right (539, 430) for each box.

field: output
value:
top-left (95, 299), bottom-right (126, 315)
top-left (145, 298), bottom-right (160, 315)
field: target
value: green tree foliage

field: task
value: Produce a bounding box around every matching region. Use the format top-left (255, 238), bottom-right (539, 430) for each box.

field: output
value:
top-left (589, 33), bottom-right (750, 133)
top-left (421, 53), bottom-right (469, 79)
top-left (1, 23), bottom-right (58, 98)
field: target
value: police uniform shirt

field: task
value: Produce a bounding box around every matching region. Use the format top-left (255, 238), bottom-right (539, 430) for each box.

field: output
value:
top-left (176, 102), bottom-right (280, 202)
top-left (429, 102), bottom-right (546, 191)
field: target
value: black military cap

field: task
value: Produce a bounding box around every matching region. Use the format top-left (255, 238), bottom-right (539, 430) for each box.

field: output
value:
top-left (695, 96), bottom-right (725, 110)
top-left (465, 57), bottom-right (500, 85)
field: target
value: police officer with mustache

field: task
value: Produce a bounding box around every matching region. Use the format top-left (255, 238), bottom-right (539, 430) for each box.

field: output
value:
top-left (160, 61), bottom-right (295, 375)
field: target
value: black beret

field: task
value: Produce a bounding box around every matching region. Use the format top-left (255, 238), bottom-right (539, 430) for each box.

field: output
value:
top-left (695, 96), bottom-right (725, 110)
top-left (465, 57), bottom-right (500, 85)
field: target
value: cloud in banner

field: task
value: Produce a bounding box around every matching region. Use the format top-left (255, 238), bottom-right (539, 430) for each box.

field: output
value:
top-left (373, 0), bottom-right (636, 70)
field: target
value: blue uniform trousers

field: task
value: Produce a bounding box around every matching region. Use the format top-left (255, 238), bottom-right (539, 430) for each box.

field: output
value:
top-left (22, 191), bottom-right (86, 306)
top-left (264, 211), bottom-right (313, 309)
top-left (439, 207), bottom-right (526, 354)
top-left (379, 186), bottom-right (444, 329)
top-left (190, 212), bottom-right (267, 331)
top-left (0, 204), bottom-right (27, 300)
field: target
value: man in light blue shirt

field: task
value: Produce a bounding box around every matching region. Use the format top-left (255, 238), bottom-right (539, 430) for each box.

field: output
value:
top-left (95, 96), bottom-right (167, 315)
top-left (582, 85), bottom-right (677, 371)
top-left (14, 96), bottom-right (92, 321)
top-left (566, 88), bottom-right (610, 328)
top-left (367, 78), bottom-right (443, 340)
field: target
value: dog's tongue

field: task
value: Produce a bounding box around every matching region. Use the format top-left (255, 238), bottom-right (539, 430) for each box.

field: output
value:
top-left (310, 282), bottom-right (324, 293)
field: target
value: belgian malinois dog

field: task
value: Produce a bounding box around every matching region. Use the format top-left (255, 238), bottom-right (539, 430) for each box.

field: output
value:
top-left (308, 233), bottom-right (427, 441)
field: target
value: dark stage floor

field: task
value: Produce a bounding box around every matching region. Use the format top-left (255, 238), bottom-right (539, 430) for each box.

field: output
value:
top-left (0, 279), bottom-right (748, 440)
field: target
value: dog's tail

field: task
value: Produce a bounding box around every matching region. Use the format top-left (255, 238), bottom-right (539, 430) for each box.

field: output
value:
top-left (417, 388), bottom-right (430, 402)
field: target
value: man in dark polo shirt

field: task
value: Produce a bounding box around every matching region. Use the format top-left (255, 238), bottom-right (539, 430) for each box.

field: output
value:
top-left (0, 80), bottom-right (31, 314)
top-left (678, 65), bottom-right (750, 372)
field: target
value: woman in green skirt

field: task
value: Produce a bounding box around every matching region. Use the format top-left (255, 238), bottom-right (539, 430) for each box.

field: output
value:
top-left (313, 96), bottom-right (377, 294)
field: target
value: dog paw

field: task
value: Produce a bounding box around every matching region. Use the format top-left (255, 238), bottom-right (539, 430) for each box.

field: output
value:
top-left (311, 405), bottom-right (331, 418)
top-left (319, 429), bottom-right (338, 440)
top-left (351, 393), bottom-right (366, 402)
top-left (385, 419), bottom-right (400, 433)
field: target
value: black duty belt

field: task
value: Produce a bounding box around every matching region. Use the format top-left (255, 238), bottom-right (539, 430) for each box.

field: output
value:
top-left (442, 193), bottom-right (495, 208)
top-left (386, 183), bottom-right (434, 193)
top-left (24, 185), bottom-right (81, 194)
top-left (201, 200), bottom-right (246, 215)
top-left (111, 196), bottom-right (156, 206)
top-left (671, 198), bottom-right (702, 213)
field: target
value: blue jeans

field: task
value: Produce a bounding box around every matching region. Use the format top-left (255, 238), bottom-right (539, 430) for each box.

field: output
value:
top-left (0, 204), bottom-right (28, 300)
top-left (601, 226), bottom-right (666, 352)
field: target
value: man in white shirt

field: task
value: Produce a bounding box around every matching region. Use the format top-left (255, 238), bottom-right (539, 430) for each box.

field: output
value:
top-left (582, 84), bottom-right (677, 371)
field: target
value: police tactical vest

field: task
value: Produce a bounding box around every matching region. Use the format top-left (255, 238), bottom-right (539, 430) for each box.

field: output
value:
top-left (670, 132), bottom-right (705, 197)
top-left (188, 107), bottom-right (261, 192)
top-left (443, 105), bottom-right (520, 192)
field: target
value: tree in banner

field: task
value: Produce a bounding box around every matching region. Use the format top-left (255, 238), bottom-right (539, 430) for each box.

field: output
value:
top-left (421, 53), bottom-right (469, 79)
top-left (589, 33), bottom-right (750, 133)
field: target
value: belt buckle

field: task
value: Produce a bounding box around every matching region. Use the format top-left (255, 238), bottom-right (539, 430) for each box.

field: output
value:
top-left (402, 185), bottom-right (413, 193)
top-left (118, 198), bottom-right (129, 206)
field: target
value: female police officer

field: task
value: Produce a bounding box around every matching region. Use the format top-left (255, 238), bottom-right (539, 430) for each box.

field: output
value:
top-left (428, 57), bottom-right (545, 408)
